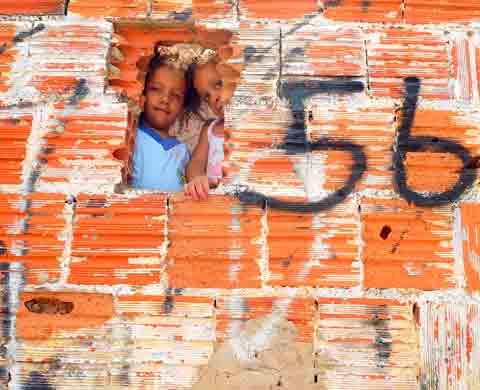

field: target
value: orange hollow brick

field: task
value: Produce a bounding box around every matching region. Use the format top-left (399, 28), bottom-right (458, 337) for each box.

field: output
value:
top-left (451, 33), bottom-right (480, 104)
top-left (216, 296), bottom-right (315, 342)
top-left (167, 195), bottom-right (263, 289)
top-left (241, 0), bottom-right (318, 20)
top-left (460, 203), bottom-right (480, 293)
top-left (16, 292), bottom-right (114, 341)
top-left (68, 0), bottom-right (149, 18)
top-left (0, 193), bottom-right (67, 285)
top-left (0, 116), bottom-right (32, 186)
top-left (0, 0), bottom-right (64, 15)
top-left (405, 0), bottom-right (480, 24)
top-left (418, 301), bottom-right (480, 389)
top-left (267, 198), bottom-right (360, 288)
top-left (361, 198), bottom-right (455, 290)
top-left (69, 194), bottom-right (167, 286)
top-left (315, 297), bottom-right (418, 388)
top-left (366, 28), bottom-right (451, 99)
top-left (322, 0), bottom-right (402, 23)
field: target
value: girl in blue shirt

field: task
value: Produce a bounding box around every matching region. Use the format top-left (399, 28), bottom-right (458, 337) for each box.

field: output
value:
top-left (132, 53), bottom-right (193, 191)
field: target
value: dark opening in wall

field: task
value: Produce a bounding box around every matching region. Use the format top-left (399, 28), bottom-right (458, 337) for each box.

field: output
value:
top-left (109, 22), bottom-right (239, 196)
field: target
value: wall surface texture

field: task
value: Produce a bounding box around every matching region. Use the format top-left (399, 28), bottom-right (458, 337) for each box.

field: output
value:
top-left (0, 1), bottom-right (480, 389)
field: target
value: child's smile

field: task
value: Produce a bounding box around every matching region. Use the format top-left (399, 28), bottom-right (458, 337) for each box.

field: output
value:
top-left (141, 65), bottom-right (187, 136)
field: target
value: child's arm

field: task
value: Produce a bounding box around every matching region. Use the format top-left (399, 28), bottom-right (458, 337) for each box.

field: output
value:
top-left (185, 122), bottom-right (210, 200)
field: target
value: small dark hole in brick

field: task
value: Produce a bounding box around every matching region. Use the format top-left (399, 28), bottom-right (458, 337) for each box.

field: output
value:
top-left (24, 298), bottom-right (74, 315)
top-left (412, 303), bottom-right (420, 326)
top-left (380, 225), bottom-right (392, 240)
top-left (308, 110), bottom-right (314, 121)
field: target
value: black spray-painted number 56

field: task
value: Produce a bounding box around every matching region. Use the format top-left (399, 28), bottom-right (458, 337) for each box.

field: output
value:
top-left (237, 77), bottom-right (476, 212)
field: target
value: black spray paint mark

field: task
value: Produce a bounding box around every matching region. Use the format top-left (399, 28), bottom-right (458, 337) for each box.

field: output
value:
top-left (323, 0), bottom-right (342, 6)
top-left (23, 371), bottom-right (54, 390)
top-left (370, 305), bottom-right (392, 368)
top-left (162, 288), bottom-right (184, 314)
top-left (0, 242), bottom-right (6, 256)
top-left (238, 79), bottom-right (367, 213)
top-left (169, 8), bottom-right (192, 21)
top-left (393, 77), bottom-right (476, 206)
top-left (1, 263), bottom-right (11, 342)
top-left (13, 24), bottom-right (46, 44)
top-left (323, 0), bottom-right (371, 12)
top-left (0, 24), bottom-right (47, 55)
top-left (67, 79), bottom-right (89, 105)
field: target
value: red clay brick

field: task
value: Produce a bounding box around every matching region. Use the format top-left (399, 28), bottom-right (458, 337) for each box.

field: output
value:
top-left (0, 116), bottom-right (32, 187)
top-left (367, 28), bottom-right (451, 99)
top-left (315, 297), bottom-right (418, 388)
top-left (151, 0), bottom-right (233, 20)
top-left (69, 194), bottom-right (167, 286)
top-left (267, 197), bottom-right (360, 288)
top-left (405, 0), bottom-right (480, 24)
top-left (0, 193), bottom-right (66, 285)
top-left (401, 109), bottom-right (480, 195)
top-left (35, 101), bottom-right (128, 193)
top-left (167, 195), bottom-right (262, 288)
top-left (451, 33), bottom-right (480, 104)
top-left (460, 203), bottom-right (480, 292)
top-left (16, 292), bottom-right (114, 341)
top-left (282, 26), bottom-right (365, 77)
top-left (0, 23), bottom-right (18, 95)
top-left (309, 103), bottom-right (396, 193)
top-left (241, 0), bottom-right (318, 20)
top-left (226, 23), bottom-right (280, 107)
top-left (117, 295), bottom-right (214, 317)
top-left (0, 0), bottom-right (64, 15)
top-left (323, 0), bottom-right (402, 23)
top-left (216, 296), bottom-right (315, 342)
top-left (29, 21), bottom-right (111, 99)
top-left (361, 198), bottom-right (455, 290)
top-left (68, 0), bottom-right (148, 18)
top-left (419, 301), bottom-right (480, 389)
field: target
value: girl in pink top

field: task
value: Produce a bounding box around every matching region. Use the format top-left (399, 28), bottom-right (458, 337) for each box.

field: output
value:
top-left (185, 58), bottom-right (226, 200)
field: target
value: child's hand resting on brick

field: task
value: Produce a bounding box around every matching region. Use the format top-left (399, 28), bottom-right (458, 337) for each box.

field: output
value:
top-left (185, 119), bottom-right (224, 201)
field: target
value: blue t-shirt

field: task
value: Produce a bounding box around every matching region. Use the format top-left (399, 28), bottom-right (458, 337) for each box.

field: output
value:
top-left (132, 120), bottom-right (190, 191)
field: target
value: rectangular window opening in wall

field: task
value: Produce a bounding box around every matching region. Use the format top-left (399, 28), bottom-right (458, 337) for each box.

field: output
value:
top-left (110, 22), bottom-right (237, 202)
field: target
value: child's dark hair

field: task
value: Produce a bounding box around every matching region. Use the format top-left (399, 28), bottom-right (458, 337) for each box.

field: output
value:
top-left (143, 53), bottom-right (195, 108)
top-left (184, 62), bottom-right (202, 117)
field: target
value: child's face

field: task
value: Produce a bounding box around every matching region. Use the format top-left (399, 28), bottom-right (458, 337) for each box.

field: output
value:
top-left (141, 65), bottom-right (187, 131)
top-left (193, 62), bottom-right (224, 118)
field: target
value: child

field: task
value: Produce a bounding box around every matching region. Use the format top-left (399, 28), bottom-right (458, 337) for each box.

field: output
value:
top-left (184, 58), bottom-right (226, 200)
top-left (131, 52), bottom-right (192, 191)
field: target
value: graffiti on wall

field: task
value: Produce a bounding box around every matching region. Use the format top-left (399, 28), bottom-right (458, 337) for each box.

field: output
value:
top-left (237, 77), bottom-right (477, 212)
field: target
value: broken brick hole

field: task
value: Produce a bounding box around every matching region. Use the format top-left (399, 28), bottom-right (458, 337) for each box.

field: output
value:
top-left (24, 297), bottom-right (74, 315)
top-left (380, 225), bottom-right (392, 240)
top-left (412, 303), bottom-right (420, 326)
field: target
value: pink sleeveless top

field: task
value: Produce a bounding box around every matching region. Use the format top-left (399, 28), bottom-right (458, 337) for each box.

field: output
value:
top-left (206, 119), bottom-right (224, 180)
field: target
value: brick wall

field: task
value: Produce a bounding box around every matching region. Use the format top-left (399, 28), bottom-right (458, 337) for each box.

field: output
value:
top-left (0, 1), bottom-right (480, 389)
